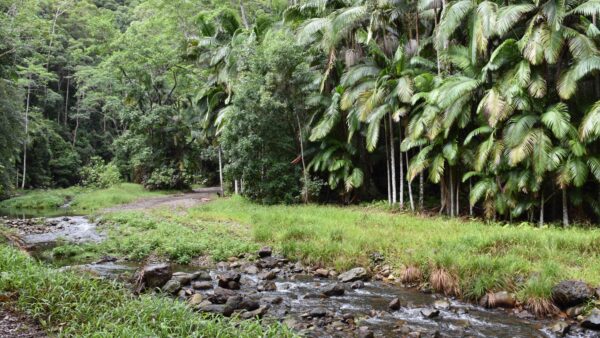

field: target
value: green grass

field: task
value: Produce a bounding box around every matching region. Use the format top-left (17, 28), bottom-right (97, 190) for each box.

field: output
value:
top-left (0, 183), bottom-right (166, 214)
top-left (0, 244), bottom-right (294, 337)
top-left (183, 196), bottom-right (600, 304)
top-left (94, 211), bottom-right (258, 264)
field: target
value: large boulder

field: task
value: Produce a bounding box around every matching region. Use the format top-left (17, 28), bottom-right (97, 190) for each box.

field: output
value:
top-left (552, 280), bottom-right (594, 308)
top-left (338, 267), bottom-right (368, 283)
top-left (217, 272), bottom-right (241, 290)
top-left (140, 263), bottom-right (172, 289)
top-left (171, 272), bottom-right (194, 285)
top-left (581, 308), bottom-right (600, 330)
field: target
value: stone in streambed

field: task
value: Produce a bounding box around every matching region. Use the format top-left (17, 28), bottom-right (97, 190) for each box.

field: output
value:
top-left (258, 270), bottom-right (277, 280)
top-left (358, 326), bottom-right (375, 338)
top-left (566, 306), bottom-right (585, 318)
top-left (217, 272), bottom-right (241, 290)
top-left (389, 297), bottom-right (401, 311)
top-left (258, 246), bottom-right (272, 258)
top-left (198, 303), bottom-right (226, 315)
top-left (479, 291), bottom-right (516, 308)
top-left (192, 281), bottom-right (213, 290)
top-left (315, 268), bottom-right (329, 278)
top-left (172, 272), bottom-right (194, 285)
top-left (434, 299), bottom-right (450, 310)
top-left (240, 305), bottom-right (269, 319)
top-left (552, 280), bottom-right (594, 308)
top-left (581, 308), bottom-right (600, 330)
top-left (421, 308), bottom-right (440, 318)
top-left (244, 264), bottom-right (259, 274)
top-left (321, 283), bottom-right (345, 297)
top-left (162, 279), bottom-right (181, 294)
top-left (192, 270), bottom-right (211, 281)
top-left (338, 267), bottom-right (368, 283)
top-left (351, 281), bottom-right (365, 289)
top-left (257, 281), bottom-right (277, 292)
top-left (550, 321), bottom-right (571, 335)
top-left (188, 293), bottom-right (204, 306)
top-left (140, 263), bottom-right (172, 289)
top-left (208, 287), bottom-right (237, 304)
top-left (308, 308), bottom-right (327, 318)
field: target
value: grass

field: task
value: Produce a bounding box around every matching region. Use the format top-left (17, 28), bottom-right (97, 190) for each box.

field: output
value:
top-left (0, 244), bottom-right (294, 337)
top-left (181, 196), bottom-right (600, 308)
top-left (0, 183), bottom-right (166, 214)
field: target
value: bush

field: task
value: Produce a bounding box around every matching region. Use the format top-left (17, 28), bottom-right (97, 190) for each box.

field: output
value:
top-left (80, 156), bottom-right (122, 188)
top-left (143, 166), bottom-right (192, 190)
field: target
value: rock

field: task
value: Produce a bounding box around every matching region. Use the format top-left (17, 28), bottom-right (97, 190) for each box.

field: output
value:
top-left (315, 268), bottom-right (330, 278)
top-left (198, 303), bottom-right (226, 315)
top-left (217, 272), bottom-right (241, 290)
top-left (257, 281), bottom-right (277, 292)
top-left (479, 291), bottom-right (516, 308)
top-left (188, 293), bottom-right (204, 306)
top-left (223, 295), bottom-right (244, 316)
top-left (550, 321), bottom-right (571, 336)
top-left (140, 263), bottom-right (172, 289)
top-left (192, 281), bottom-right (213, 290)
top-left (241, 305), bottom-right (269, 319)
top-left (581, 308), bottom-right (600, 330)
top-left (162, 279), bottom-right (181, 294)
top-left (258, 246), bottom-right (272, 258)
top-left (243, 265), bottom-right (259, 275)
top-left (292, 262), bottom-right (304, 273)
top-left (321, 283), bottom-right (345, 297)
top-left (552, 280), bottom-right (594, 308)
top-left (208, 287), bottom-right (237, 304)
top-left (389, 298), bottom-right (401, 311)
top-left (258, 270), bottom-right (277, 280)
top-left (434, 300), bottom-right (450, 310)
top-left (257, 257), bottom-right (280, 269)
top-left (309, 308), bottom-right (327, 318)
top-left (566, 306), bottom-right (585, 318)
top-left (192, 271), bottom-right (211, 281)
top-left (358, 326), bottom-right (375, 338)
top-left (595, 287), bottom-right (600, 299)
top-left (338, 267), bottom-right (368, 283)
top-left (421, 308), bottom-right (440, 318)
top-left (262, 296), bottom-right (283, 305)
top-left (172, 272), bottom-right (194, 285)
top-left (351, 281), bottom-right (365, 289)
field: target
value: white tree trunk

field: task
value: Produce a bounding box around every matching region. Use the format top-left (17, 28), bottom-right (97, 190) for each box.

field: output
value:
top-left (295, 112), bottom-right (308, 203)
top-left (388, 114), bottom-right (397, 205)
top-left (218, 147), bottom-right (224, 197)
top-left (539, 191), bottom-right (544, 227)
top-left (398, 120), bottom-right (404, 209)
top-left (562, 188), bottom-right (569, 227)
top-left (384, 121), bottom-right (391, 204)
top-left (406, 152), bottom-right (415, 211)
top-left (234, 180), bottom-right (239, 194)
top-left (21, 81), bottom-right (31, 189)
top-left (449, 170), bottom-right (454, 217)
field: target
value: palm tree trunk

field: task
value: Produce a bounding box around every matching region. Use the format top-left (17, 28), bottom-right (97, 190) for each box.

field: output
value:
top-left (539, 191), bottom-right (544, 227)
top-left (64, 76), bottom-right (69, 126)
top-left (419, 146), bottom-right (424, 211)
top-left (388, 114), bottom-right (397, 205)
top-left (218, 146), bottom-right (224, 197)
top-left (407, 152), bottom-right (415, 211)
top-left (234, 180), bottom-right (239, 194)
top-left (239, 0), bottom-right (249, 30)
top-left (562, 188), bottom-right (569, 227)
top-left (398, 120), bottom-right (404, 209)
top-left (21, 80), bottom-right (31, 189)
top-left (384, 121), bottom-right (391, 204)
top-left (456, 180), bottom-right (460, 216)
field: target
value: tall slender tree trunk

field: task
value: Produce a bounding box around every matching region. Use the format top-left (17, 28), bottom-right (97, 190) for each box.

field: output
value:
top-left (384, 121), bottom-right (391, 204)
top-left (21, 81), bottom-right (31, 189)
top-left (234, 180), bottom-right (239, 194)
top-left (388, 114), bottom-right (397, 205)
top-left (469, 179), bottom-right (473, 216)
top-left (64, 76), bottom-right (69, 126)
top-left (218, 147), bottom-right (224, 197)
top-left (455, 180), bottom-right (460, 216)
top-left (539, 191), bottom-right (544, 227)
top-left (562, 188), bottom-right (569, 227)
top-left (406, 152), bottom-right (415, 211)
top-left (449, 170), bottom-right (454, 217)
top-left (295, 112), bottom-right (309, 203)
top-left (398, 120), bottom-right (404, 209)
top-left (419, 147), bottom-right (424, 211)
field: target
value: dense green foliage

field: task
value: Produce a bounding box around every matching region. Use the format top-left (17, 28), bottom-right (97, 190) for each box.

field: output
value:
top-left (0, 244), bottom-right (294, 337)
top-left (2, 0), bottom-right (600, 224)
